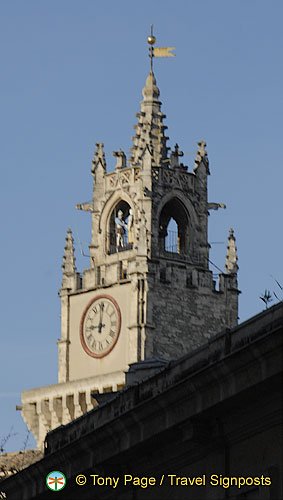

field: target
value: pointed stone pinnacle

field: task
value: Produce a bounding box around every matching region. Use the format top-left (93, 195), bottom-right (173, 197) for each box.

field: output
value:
top-left (92, 142), bottom-right (106, 173)
top-left (194, 141), bottom-right (210, 173)
top-left (225, 228), bottom-right (239, 274)
top-left (197, 141), bottom-right (207, 158)
top-left (129, 72), bottom-right (169, 167)
top-left (62, 229), bottom-right (77, 276)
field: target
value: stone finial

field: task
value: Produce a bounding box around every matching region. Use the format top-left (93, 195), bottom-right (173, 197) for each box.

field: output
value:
top-left (113, 149), bottom-right (127, 170)
top-left (194, 141), bottom-right (210, 173)
top-left (225, 228), bottom-right (239, 274)
top-left (129, 72), bottom-right (169, 167)
top-left (142, 71), bottom-right (160, 101)
top-left (197, 141), bottom-right (207, 158)
top-left (91, 142), bottom-right (106, 173)
top-left (62, 229), bottom-right (77, 276)
top-left (170, 143), bottom-right (184, 168)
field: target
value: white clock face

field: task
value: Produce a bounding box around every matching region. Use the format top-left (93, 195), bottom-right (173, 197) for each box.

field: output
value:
top-left (80, 295), bottom-right (121, 358)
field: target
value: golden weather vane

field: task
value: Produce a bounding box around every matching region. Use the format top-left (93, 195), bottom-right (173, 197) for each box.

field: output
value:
top-left (147, 24), bottom-right (176, 72)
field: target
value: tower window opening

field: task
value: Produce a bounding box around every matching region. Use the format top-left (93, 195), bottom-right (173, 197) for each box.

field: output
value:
top-left (165, 218), bottom-right (179, 253)
top-left (159, 198), bottom-right (189, 255)
top-left (107, 201), bottom-right (133, 254)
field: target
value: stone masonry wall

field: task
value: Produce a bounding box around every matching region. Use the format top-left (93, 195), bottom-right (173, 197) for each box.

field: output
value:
top-left (145, 263), bottom-right (238, 359)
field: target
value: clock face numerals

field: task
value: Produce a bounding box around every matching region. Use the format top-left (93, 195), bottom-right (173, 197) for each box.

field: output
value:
top-left (80, 295), bottom-right (121, 358)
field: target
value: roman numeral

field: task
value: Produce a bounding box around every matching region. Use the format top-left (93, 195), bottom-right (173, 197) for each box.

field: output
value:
top-left (106, 303), bottom-right (115, 317)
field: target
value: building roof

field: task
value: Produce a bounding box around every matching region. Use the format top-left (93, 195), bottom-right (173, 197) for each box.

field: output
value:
top-left (1, 302), bottom-right (282, 499)
top-left (0, 450), bottom-right (43, 481)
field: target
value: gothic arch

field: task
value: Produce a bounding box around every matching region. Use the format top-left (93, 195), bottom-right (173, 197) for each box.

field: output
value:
top-left (156, 192), bottom-right (197, 256)
top-left (99, 190), bottom-right (136, 254)
top-left (156, 190), bottom-right (198, 228)
top-left (99, 190), bottom-right (135, 233)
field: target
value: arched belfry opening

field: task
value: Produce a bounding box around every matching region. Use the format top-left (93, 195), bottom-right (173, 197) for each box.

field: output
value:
top-left (165, 218), bottom-right (178, 253)
top-left (107, 200), bottom-right (133, 254)
top-left (159, 198), bottom-right (189, 255)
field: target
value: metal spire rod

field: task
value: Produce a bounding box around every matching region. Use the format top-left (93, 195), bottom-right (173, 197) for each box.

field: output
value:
top-left (147, 24), bottom-right (156, 73)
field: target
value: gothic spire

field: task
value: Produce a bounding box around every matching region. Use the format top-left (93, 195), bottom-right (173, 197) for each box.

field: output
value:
top-left (91, 142), bottom-right (106, 174)
top-left (129, 71), bottom-right (169, 167)
top-left (225, 228), bottom-right (239, 274)
top-left (61, 229), bottom-right (81, 292)
top-left (62, 229), bottom-right (76, 277)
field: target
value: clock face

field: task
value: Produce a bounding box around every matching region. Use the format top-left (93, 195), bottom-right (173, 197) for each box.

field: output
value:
top-left (80, 295), bottom-right (121, 358)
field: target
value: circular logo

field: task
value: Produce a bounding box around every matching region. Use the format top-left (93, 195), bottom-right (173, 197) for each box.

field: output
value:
top-left (46, 471), bottom-right (66, 492)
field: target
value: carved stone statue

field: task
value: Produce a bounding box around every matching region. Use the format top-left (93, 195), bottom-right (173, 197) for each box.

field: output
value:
top-left (115, 210), bottom-right (127, 249)
top-left (127, 209), bottom-right (134, 244)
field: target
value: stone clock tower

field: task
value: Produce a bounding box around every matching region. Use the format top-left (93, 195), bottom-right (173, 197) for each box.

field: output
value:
top-left (21, 69), bottom-right (239, 449)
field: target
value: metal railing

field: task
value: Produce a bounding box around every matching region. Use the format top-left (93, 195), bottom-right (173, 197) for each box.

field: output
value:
top-left (106, 231), bottom-right (133, 254)
top-left (165, 230), bottom-right (179, 253)
top-left (108, 242), bottom-right (133, 255)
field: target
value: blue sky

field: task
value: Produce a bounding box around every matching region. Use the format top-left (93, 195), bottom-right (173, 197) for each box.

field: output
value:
top-left (1, 0), bottom-right (282, 452)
